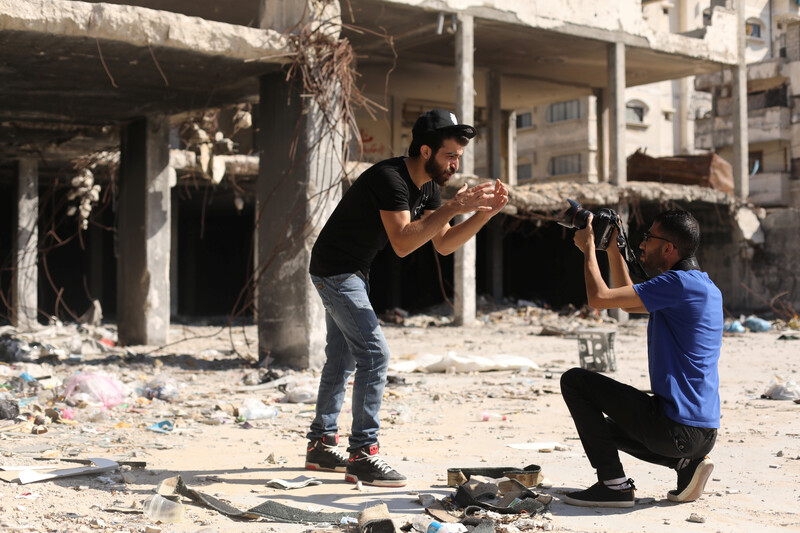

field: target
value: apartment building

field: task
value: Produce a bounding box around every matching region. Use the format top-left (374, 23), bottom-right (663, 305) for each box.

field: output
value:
top-left (695, 0), bottom-right (800, 207)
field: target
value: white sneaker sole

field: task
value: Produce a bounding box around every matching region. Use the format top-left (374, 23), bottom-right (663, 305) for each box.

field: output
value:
top-left (668, 458), bottom-right (714, 502)
top-left (562, 494), bottom-right (635, 508)
top-left (344, 473), bottom-right (407, 487)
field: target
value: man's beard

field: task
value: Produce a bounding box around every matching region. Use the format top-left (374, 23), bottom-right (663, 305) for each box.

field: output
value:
top-left (425, 157), bottom-right (454, 186)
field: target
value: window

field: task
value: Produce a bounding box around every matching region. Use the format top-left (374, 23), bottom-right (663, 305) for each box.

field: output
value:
top-left (517, 163), bottom-right (532, 181)
top-left (626, 101), bottom-right (646, 123)
top-left (548, 154), bottom-right (581, 176)
top-left (546, 99), bottom-right (581, 123)
top-left (749, 151), bottom-right (763, 175)
top-left (516, 112), bottom-right (532, 129)
top-left (746, 19), bottom-right (763, 39)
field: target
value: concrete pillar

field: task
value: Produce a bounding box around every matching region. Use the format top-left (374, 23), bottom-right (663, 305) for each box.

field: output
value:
top-left (170, 191), bottom-right (179, 317)
top-left (392, 95), bottom-right (405, 156)
top-left (486, 71), bottom-right (504, 300)
top-left (11, 158), bottom-right (38, 330)
top-left (118, 116), bottom-right (171, 346)
top-left (505, 110), bottom-right (517, 186)
top-left (608, 42), bottom-right (627, 185)
top-left (256, 72), bottom-right (342, 368)
top-left (608, 203), bottom-right (629, 323)
top-left (454, 13), bottom-right (476, 325)
top-left (732, 0), bottom-right (749, 200)
top-left (677, 0), bottom-right (693, 155)
top-left (596, 89), bottom-right (610, 183)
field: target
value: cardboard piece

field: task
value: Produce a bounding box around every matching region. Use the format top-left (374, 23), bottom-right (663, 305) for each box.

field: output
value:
top-left (18, 458), bottom-right (118, 484)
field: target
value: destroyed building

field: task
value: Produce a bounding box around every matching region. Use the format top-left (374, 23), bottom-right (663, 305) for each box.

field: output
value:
top-left (1, 0), bottom-right (796, 370)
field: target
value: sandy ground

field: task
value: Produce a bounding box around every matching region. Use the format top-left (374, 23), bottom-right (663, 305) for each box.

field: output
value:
top-left (1, 307), bottom-right (799, 533)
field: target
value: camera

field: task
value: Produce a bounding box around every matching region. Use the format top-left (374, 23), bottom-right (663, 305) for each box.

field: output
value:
top-left (557, 199), bottom-right (619, 251)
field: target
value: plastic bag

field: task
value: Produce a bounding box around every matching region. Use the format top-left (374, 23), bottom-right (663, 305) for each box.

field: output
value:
top-left (763, 375), bottom-right (800, 401)
top-left (143, 373), bottom-right (182, 401)
top-left (62, 372), bottom-right (127, 408)
top-left (744, 316), bottom-right (771, 332)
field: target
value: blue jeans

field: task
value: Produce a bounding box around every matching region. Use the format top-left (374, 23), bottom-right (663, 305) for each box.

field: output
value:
top-left (307, 272), bottom-right (390, 451)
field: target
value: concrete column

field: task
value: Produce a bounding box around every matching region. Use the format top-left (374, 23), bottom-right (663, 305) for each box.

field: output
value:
top-left (256, 72), bottom-right (342, 368)
top-left (170, 190), bottom-right (179, 317)
top-left (118, 116), bottom-right (171, 346)
top-left (455, 14), bottom-right (475, 176)
top-left (595, 89), bottom-right (610, 183)
top-left (486, 71), bottom-right (503, 300)
top-left (392, 95), bottom-right (405, 156)
top-left (608, 203), bottom-right (629, 323)
top-left (608, 42), bottom-right (626, 185)
top-left (677, 0), bottom-right (693, 155)
top-left (505, 110), bottom-right (518, 186)
top-left (732, 0), bottom-right (749, 200)
top-left (11, 158), bottom-right (38, 330)
top-left (454, 13), bottom-right (476, 325)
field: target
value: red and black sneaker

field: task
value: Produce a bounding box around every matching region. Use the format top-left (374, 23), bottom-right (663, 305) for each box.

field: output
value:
top-left (344, 444), bottom-right (407, 487)
top-left (305, 434), bottom-right (347, 473)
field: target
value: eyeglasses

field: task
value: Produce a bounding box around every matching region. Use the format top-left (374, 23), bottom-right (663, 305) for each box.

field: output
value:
top-left (642, 231), bottom-right (671, 244)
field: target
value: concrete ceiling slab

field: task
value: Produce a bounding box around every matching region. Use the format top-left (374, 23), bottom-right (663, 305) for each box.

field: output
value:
top-left (0, 0), bottom-right (290, 165)
top-left (343, 0), bottom-right (734, 105)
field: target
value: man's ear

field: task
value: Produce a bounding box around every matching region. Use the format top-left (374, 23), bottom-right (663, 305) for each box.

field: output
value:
top-left (420, 145), bottom-right (432, 160)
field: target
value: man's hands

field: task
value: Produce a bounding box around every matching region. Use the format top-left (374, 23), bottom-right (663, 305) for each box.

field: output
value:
top-left (446, 179), bottom-right (508, 216)
top-left (573, 213), bottom-right (595, 255)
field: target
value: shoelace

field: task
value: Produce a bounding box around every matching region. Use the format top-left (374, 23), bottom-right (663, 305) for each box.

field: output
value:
top-left (361, 453), bottom-right (394, 473)
top-left (323, 444), bottom-right (348, 462)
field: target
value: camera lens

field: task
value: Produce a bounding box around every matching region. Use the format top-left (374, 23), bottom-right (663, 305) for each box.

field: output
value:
top-left (558, 199), bottom-right (590, 229)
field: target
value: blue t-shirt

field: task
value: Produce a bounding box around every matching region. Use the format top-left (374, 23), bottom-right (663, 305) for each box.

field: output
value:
top-left (633, 270), bottom-right (723, 428)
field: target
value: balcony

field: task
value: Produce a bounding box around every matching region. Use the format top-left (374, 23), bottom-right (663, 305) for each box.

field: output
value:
top-left (695, 106), bottom-right (791, 149)
top-left (749, 172), bottom-right (793, 207)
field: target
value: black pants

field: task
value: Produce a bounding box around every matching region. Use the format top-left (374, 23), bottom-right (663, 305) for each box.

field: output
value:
top-left (560, 367), bottom-right (717, 482)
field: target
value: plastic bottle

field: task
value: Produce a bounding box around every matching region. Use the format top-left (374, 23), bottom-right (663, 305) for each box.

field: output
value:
top-left (411, 515), bottom-right (434, 533)
top-left (428, 522), bottom-right (467, 533)
top-left (480, 411), bottom-right (507, 422)
top-left (142, 494), bottom-right (185, 523)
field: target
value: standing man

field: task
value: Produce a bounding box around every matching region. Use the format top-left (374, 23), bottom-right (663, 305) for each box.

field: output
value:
top-left (304, 109), bottom-right (508, 487)
top-left (561, 209), bottom-right (722, 507)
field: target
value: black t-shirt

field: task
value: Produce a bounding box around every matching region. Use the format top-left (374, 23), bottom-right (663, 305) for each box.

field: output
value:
top-left (310, 157), bottom-right (442, 277)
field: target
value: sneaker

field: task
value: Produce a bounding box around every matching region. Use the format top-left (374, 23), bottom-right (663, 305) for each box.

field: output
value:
top-left (563, 479), bottom-right (636, 508)
top-left (305, 434), bottom-right (347, 472)
top-left (344, 444), bottom-right (407, 487)
top-left (668, 457), bottom-right (714, 502)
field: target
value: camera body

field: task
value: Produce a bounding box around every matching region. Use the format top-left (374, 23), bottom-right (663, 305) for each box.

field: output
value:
top-left (558, 198), bottom-right (619, 251)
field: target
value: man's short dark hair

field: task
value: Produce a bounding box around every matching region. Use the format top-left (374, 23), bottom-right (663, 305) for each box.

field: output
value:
top-left (653, 209), bottom-right (700, 259)
top-left (408, 131), bottom-right (469, 157)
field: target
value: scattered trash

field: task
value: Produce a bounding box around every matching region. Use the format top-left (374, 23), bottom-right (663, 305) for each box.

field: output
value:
top-left (238, 398), bottom-right (278, 420)
top-left (17, 458), bottom-right (118, 484)
top-left (142, 373), bottom-right (182, 402)
top-left (778, 334), bottom-right (800, 340)
top-left (62, 373), bottom-right (127, 409)
top-left (762, 376), bottom-right (800, 401)
top-left (265, 476), bottom-right (322, 490)
top-left (390, 352), bottom-right (538, 374)
top-left (155, 475), bottom-right (357, 523)
top-left (723, 321), bottom-right (745, 334)
top-left (0, 399), bottom-right (20, 420)
top-left (744, 316), bottom-right (771, 332)
top-left (480, 412), bottom-right (507, 422)
top-left (146, 420), bottom-right (175, 433)
top-left (358, 502), bottom-right (395, 533)
top-left (446, 464), bottom-right (543, 488)
top-left (687, 513), bottom-right (706, 523)
top-left (142, 494), bottom-right (185, 523)
top-left (280, 378), bottom-right (318, 404)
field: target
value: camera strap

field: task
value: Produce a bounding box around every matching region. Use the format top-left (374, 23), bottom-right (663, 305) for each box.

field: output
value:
top-left (671, 255), bottom-right (701, 272)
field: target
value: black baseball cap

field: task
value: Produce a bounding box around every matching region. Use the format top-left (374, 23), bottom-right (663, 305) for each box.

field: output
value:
top-left (412, 109), bottom-right (477, 140)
